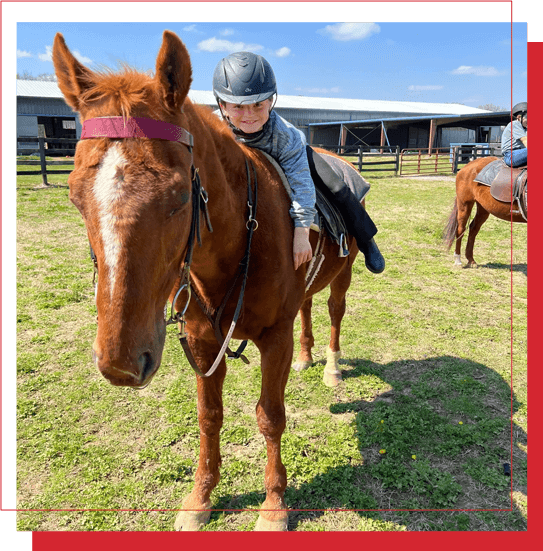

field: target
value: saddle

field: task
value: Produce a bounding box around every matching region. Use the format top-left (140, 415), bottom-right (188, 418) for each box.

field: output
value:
top-left (474, 158), bottom-right (528, 220)
top-left (260, 150), bottom-right (370, 256)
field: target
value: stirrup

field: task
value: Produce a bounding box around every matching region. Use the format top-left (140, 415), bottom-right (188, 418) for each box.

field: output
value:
top-left (338, 233), bottom-right (349, 258)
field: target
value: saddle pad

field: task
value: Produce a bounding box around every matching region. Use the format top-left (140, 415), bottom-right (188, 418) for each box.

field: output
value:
top-left (474, 158), bottom-right (527, 203)
top-left (474, 159), bottom-right (502, 186)
top-left (318, 152), bottom-right (371, 202)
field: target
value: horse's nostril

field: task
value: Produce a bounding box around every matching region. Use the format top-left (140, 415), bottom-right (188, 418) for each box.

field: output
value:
top-left (139, 351), bottom-right (155, 380)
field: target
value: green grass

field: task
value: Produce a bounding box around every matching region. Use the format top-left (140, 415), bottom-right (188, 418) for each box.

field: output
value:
top-left (16, 168), bottom-right (527, 531)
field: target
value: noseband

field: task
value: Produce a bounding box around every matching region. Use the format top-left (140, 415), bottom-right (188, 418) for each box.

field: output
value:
top-left (81, 116), bottom-right (256, 378)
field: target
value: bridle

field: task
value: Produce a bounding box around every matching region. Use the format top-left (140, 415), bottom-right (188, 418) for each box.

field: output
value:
top-left (81, 116), bottom-right (257, 378)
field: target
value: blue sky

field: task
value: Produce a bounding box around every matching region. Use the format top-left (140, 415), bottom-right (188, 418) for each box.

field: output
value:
top-left (16, 21), bottom-right (526, 110)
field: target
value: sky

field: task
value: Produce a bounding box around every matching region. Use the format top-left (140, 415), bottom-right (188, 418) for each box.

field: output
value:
top-left (16, 20), bottom-right (526, 110)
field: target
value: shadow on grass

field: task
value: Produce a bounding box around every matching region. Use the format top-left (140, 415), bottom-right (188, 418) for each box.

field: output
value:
top-left (208, 355), bottom-right (527, 531)
top-left (476, 262), bottom-right (527, 275)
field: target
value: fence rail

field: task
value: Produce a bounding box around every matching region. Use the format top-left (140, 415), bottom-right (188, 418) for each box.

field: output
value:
top-left (399, 147), bottom-right (456, 176)
top-left (312, 144), bottom-right (400, 174)
top-left (17, 137), bottom-right (501, 184)
top-left (17, 137), bottom-right (76, 185)
top-left (313, 144), bottom-right (500, 177)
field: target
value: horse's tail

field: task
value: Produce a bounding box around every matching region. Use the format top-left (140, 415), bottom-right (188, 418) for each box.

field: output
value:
top-left (443, 198), bottom-right (458, 250)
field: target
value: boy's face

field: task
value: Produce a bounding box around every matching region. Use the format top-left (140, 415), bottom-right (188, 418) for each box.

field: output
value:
top-left (221, 99), bottom-right (273, 133)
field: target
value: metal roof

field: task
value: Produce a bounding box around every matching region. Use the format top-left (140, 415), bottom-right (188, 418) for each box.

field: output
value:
top-left (308, 111), bottom-right (511, 129)
top-left (16, 80), bottom-right (66, 99)
top-left (188, 89), bottom-right (489, 115)
top-left (17, 80), bottom-right (490, 117)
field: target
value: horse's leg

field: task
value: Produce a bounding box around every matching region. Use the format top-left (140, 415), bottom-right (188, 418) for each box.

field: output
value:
top-left (454, 198), bottom-right (475, 266)
top-left (253, 322), bottom-right (293, 531)
top-left (175, 339), bottom-right (226, 531)
top-left (292, 297), bottom-right (314, 372)
top-left (323, 261), bottom-right (352, 387)
top-left (464, 203), bottom-right (490, 268)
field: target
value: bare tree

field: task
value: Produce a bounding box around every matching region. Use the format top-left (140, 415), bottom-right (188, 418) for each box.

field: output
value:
top-left (478, 103), bottom-right (508, 112)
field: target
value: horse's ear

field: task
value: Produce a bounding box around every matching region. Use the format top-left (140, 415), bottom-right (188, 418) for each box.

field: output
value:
top-left (52, 33), bottom-right (95, 113)
top-left (155, 31), bottom-right (192, 113)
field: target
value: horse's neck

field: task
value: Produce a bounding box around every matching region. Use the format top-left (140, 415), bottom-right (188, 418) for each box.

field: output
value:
top-left (189, 108), bottom-right (254, 283)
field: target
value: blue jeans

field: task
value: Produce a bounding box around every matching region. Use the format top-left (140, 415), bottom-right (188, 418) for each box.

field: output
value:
top-left (503, 148), bottom-right (528, 167)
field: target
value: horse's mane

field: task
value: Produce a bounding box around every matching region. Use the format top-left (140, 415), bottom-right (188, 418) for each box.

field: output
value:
top-left (192, 102), bottom-right (239, 145)
top-left (76, 65), bottom-right (155, 120)
top-left (190, 101), bottom-right (262, 166)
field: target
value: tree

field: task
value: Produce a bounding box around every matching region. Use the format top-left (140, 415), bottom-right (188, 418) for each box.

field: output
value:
top-left (477, 103), bottom-right (508, 112)
top-left (16, 72), bottom-right (57, 81)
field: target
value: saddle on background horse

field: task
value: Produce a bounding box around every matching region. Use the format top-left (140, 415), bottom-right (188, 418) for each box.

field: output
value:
top-left (260, 150), bottom-right (370, 257)
top-left (474, 158), bottom-right (528, 220)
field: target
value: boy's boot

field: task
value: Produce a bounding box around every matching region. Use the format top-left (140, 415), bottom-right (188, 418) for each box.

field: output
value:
top-left (333, 185), bottom-right (385, 274)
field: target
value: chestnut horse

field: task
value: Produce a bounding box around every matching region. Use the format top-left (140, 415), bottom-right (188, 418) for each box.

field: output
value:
top-left (52, 31), bottom-right (362, 531)
top-left (443, 156), bottom-right (527, 267)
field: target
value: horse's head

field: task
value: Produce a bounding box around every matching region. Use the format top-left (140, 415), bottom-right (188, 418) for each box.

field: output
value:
top-left (53, 31), bottom-right (195, 388)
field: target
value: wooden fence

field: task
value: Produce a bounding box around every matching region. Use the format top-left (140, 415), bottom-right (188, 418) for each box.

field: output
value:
top-left (17, 138), bottom-right (501, 184)
top-left (17, 137), bottom-right (76, 185)
top-left (312, 144), bottom-right (401, 174)
top-left (399, 147), bottom-right (456, 176)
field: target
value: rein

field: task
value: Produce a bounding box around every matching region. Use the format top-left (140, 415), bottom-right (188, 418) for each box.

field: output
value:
top-left (81, 116), bottom-right (256, 378)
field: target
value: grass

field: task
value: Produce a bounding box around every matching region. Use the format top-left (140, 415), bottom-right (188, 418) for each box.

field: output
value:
top-left (15, 165), bottom-right (527, 531)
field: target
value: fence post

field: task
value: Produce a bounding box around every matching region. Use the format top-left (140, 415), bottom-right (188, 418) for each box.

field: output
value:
top-left (358, 146), bottom-right (362, 172)
top-left (395, 145), bottom-right (400, 176)
top-left (453, 146), bottom-right (459, 173)
top-left (38, 137), bottom-right (48, 186)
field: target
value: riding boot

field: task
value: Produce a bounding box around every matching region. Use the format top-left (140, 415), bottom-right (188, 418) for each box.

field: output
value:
top-left (332, 186), bottom-right (385, 273)
top-left (306, 146), bottom-right (385, 273)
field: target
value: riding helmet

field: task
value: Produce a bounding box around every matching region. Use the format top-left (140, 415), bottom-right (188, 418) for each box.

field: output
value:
top-left (512, 102), bottom-right (527, 116)
top-left (213, 52), bottom-right (277, 105)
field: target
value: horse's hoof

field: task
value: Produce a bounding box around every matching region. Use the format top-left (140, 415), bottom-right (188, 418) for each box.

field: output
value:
top-left (174, 503), bottom-right (212, 531)
top-left (254, 513), bottom-right (288, 531)
top-left (323, 369), bottom-right (342, 387)
top-left (453, 253), bottom-right (462, 266)
top-left (292, 360), bottom-right (311, 372)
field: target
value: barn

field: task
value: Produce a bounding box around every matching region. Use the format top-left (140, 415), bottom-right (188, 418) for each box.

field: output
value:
top-left (17, 80), bottom-right (507, 154)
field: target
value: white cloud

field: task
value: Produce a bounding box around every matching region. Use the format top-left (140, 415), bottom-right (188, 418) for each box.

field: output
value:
top-left (318, 23), bottom-right (380, 41)
top-left (197, 37), bottom-right (263, 53)
top-left (183, 24), bottom-right (199, 33)
top-left (451, 65), bottom-right (505, 76)
top-left (38, 45), bottom-right (92, 64)
top-left (220, 28), bottom-right (235, 37)
top-left (296, 86), bottom-right (340, 95)
top-left (17, 49), bottom-right (32, 58)
top-left (408, 85), bottom-right (444, 91)
top-left (275, 47), bottom-right (291, 58)
top-left (38, 45), bottom-right (53, 62)
top-left (73, 50), bottom-right (92, 64)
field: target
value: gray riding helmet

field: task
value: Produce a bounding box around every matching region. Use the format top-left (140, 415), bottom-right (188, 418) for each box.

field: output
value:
top-left (512, 102), bottom-right (527, 116)
top-left (213, 51), bottom-right (277, 105)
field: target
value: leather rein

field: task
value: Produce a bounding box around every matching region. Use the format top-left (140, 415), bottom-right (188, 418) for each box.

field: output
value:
top-left (81, 116), bottom-right (256, 378)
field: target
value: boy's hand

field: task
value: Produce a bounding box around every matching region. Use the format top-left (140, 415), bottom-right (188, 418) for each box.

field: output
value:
top-left (521, 135), bottom-right (527, 147)
top-left (293, 227), bottom-right (313, 270)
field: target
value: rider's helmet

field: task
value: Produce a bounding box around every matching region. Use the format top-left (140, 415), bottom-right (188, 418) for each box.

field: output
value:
top-left (213, 52), bottom-right (277, 105)
top-left (512, 102), bottom-right (527, 117)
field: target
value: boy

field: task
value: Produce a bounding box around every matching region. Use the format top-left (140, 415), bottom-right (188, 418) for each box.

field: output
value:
top-left (213, 51), bottom-right (385, 273)
top-left (502, 102), bottom-right (527, 167)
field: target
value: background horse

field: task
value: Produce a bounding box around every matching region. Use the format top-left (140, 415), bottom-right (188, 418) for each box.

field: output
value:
top-left (52, 30), bottom-right (364, 531)
top-left (443, 156), bottom-right (527, 267)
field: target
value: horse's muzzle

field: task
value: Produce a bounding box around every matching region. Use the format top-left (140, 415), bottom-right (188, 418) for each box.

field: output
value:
top-left (92, 346), bottom-right (160, 388)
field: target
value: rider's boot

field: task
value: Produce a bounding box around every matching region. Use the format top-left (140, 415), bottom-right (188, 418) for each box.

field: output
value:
top-left (306, 147), bottom-right (385, 274)
top-left (332, 186), bottom-right (385, 274)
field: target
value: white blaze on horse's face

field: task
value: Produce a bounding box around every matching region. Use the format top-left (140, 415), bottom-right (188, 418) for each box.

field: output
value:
top-left (93, 143), bottom-right (128, 299)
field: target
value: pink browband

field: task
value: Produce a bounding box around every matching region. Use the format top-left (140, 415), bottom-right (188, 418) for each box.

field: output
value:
top-left (81, 116), bottom-right (194, 149)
